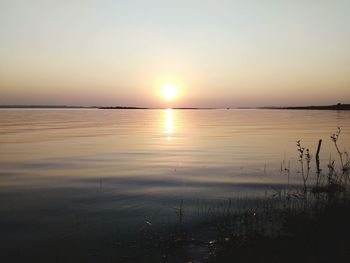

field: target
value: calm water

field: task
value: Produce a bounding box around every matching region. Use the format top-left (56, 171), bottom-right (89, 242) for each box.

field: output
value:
top-left (0, 109), bottom-right (349, 261)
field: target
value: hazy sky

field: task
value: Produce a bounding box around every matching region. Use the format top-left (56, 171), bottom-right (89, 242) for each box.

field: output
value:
top-left (1, 0), bottom-right (350, 107)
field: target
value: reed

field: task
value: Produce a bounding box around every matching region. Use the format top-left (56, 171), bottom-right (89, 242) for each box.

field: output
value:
top-left (111, 127), bottom-right (350, 263)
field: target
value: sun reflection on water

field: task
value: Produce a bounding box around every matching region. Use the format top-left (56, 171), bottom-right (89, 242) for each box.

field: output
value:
top-left (164, 108), bottom-right (174, 140)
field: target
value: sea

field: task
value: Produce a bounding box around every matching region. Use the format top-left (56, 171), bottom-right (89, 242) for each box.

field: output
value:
top-left (0, 108), bottom-right (349, 261)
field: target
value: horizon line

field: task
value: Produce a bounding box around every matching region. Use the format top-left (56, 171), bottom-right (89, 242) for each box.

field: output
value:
top-left (0, 103), bottom-right (349, 110)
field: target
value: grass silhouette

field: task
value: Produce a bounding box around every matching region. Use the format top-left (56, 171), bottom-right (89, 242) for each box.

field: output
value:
top-left (111, 127), bottom-right (350, 263)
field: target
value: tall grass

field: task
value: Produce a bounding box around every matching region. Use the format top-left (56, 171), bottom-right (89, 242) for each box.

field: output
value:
top-left (111, 127), bottom-right (350, 263)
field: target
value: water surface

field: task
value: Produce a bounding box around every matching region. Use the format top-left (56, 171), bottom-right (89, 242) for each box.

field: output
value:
top-left (0, 109), bottom-right (349, 261)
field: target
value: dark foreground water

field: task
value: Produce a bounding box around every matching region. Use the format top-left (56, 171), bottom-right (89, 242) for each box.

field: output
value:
top-left (0, 109), bottom-right (349, 262)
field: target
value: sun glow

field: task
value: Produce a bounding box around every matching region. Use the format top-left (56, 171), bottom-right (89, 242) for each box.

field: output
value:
top-left (161, 83), bottom-right (178, 100)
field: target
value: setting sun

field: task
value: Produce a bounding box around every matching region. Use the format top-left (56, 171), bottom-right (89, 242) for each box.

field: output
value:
top-left (161, 83), bottom-right (178, 100)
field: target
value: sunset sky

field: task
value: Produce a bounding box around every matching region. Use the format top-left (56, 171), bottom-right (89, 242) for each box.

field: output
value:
top-left (1, 0), bottom-right (349, 108)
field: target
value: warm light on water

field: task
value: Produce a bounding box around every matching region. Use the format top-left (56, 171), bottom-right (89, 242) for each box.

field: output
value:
top-left (0, 109), bottom-right (349, 260)
top-left (164, 108), bottom-right (174, 140)
top-left (1, 109), bottom-right (349, 190)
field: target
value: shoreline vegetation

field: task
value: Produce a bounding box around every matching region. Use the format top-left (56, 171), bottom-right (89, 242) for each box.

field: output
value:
top-left (113, 128), bottom-right (350, 263)
top-left (260, 103), bottom-right (350, 111)
top-left (1, 103), bottom-right (349, 110)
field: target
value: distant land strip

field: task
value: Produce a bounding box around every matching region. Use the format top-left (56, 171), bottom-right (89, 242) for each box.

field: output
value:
top-left (99, 107), bottom-right (215, 110)
top-left (98, 106), bottom-right (148, 109)
top-left (0, 105), bottom-right (96, 108)
top-left (1, 104), bottom-right (349, 110)
top-left (0, 105), bottom-right (215, 110)
top-left (260, 103), bottom-right (350, 111)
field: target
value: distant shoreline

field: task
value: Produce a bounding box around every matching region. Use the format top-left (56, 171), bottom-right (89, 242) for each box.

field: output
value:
top-left (0, 103), bottom-right (349, 110)
top-left (98, 106), bottom-right (148, 109)
top-left (0, 105), bottom-right (215, 110)
top-left (260, 103), bottom-right (350, 111)
top-left (0, 105), bottom-right (97, 109)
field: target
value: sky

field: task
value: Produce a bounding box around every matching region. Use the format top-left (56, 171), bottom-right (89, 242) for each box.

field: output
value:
top-left (0, 0), bottom-right (350, 108)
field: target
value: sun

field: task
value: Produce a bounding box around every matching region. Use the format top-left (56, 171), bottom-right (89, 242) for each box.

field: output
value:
top-left (161, 83), bottom-right (177, 100)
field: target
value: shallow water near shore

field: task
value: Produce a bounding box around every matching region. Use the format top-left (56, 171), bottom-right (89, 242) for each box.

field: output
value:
top-left (0, 109), bottom-right (349, 261)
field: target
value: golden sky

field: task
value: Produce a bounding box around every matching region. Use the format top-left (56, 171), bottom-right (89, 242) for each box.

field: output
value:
top-left (0, 0), bottom-right (350, 107)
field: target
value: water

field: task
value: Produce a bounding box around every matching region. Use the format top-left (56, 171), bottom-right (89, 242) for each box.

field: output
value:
top-left (0, 109), bottom-right (349, 261)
